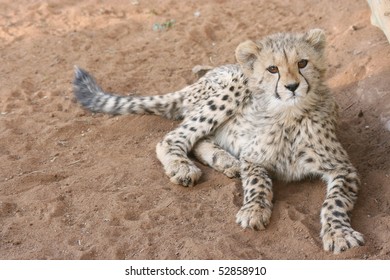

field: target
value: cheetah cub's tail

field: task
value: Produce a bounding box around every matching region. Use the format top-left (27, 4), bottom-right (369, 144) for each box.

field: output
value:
top-left (73, 66), bottom-right (184, 119)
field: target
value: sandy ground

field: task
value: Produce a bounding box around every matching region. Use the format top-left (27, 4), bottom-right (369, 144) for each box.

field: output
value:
top-left (1, 0), bottom-right (390, 260)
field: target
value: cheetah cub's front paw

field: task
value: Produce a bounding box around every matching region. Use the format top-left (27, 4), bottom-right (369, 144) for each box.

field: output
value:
top-left (321, 226), bottom-right (364, 254)
top-left (236, 202), bottom-right (272, 230)
top-left (166, 159), bottom-right (202, 187)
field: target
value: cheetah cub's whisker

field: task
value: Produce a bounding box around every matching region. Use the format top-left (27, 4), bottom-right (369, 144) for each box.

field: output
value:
top-left (73, 29), bottom-right (364, 253)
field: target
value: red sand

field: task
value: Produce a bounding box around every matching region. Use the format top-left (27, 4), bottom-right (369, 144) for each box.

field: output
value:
top-left (1, 0), bottom-right (389, 259)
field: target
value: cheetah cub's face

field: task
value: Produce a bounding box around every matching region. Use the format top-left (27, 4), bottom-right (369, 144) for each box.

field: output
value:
top-left (236, 29), bottom-right (326, 109)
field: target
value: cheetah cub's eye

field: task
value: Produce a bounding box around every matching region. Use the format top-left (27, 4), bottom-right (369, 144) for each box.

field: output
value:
top-left (297, 59), bottom-right (308, 69)
top-left (267, 66), bottom-right (279, 74)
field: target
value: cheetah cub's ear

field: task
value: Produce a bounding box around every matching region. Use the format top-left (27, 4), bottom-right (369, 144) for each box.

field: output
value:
top-left (304, 28), bottom-right (326, 53)
top-left (235, 40), bottom-right (262, 76)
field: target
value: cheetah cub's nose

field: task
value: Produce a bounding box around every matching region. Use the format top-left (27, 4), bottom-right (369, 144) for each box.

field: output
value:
top-left (285, 82), bottom-right (300, 92)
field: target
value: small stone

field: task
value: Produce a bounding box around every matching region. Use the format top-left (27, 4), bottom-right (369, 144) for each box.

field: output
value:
top-left (385, 120), bottom-right (390, 132)
top-left (351, 24), bottom-right (365, 31)
top-left (192, 65), bottom-right (213, 78)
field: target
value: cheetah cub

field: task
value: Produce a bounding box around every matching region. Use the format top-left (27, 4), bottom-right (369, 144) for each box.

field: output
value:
top-left (73, 29), bottom-right (364, 253)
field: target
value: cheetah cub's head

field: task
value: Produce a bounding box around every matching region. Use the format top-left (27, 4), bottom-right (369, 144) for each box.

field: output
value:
top-left (236, 29), bottom-right (326, 108)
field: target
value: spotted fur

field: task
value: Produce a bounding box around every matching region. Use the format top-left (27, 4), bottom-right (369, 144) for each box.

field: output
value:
top-left (73, 29), bottom-right (364, 253)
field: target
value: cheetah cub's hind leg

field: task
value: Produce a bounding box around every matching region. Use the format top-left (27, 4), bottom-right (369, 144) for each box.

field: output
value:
top-left (192, 137), bottom-right (241, 178)
top-left (156, 128), bottom-right (202, 187)
top-left (236, 159), bottom-right (273, 230)
top-left (156, 111), bottom-right (233, 187)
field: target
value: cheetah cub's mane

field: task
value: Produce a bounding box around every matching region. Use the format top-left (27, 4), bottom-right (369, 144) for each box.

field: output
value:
top-left (73, 29), bottom-right (364, 254)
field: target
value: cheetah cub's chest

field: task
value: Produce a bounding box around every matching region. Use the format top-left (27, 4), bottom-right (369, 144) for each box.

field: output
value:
top-left (215, 110), bottom-right (315, 181)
